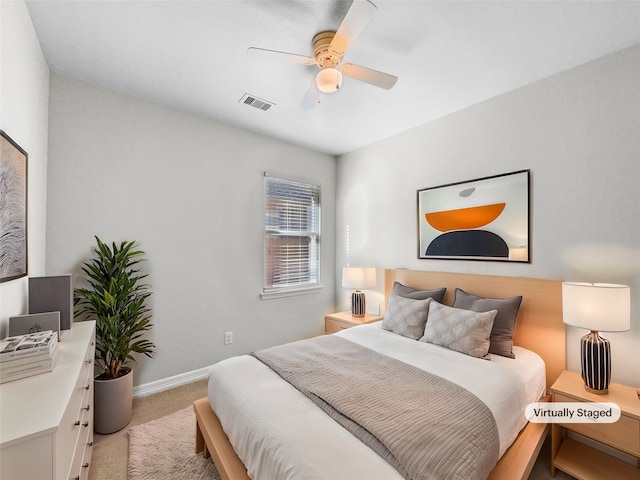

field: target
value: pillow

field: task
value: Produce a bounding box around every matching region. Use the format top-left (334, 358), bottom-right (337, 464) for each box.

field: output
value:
top-left (419, 301), bottom-right (497, 358)
top-left (453, 288), bottom-right (523, 359)
top-left (392, 281), bottom-right (446, 303)
top-left (382, 294), bottom-right (432, 340)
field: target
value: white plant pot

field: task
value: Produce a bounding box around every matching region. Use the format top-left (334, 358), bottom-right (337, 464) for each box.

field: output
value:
top-left (94, 367), bottom-right (133, 434)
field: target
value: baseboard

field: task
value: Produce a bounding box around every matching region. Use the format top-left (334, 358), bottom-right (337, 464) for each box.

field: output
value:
top-left (133, 366), bottom-right (211, 398)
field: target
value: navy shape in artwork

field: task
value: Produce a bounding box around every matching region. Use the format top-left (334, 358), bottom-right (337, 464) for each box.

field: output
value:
top-left (426, 230), bottom-right (509, 258)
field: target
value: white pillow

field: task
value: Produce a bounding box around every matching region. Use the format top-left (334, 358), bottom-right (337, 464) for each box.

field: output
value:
top-left (420, 301), bottom-right (497, 358)
top-left (382, 294), bottom-right (432, 340)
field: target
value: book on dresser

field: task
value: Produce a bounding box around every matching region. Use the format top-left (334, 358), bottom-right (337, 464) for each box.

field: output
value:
top-left (0, 348), bottom-right (60, 382)
top-left (0, 330), bottom-right (57, 359)
top-left (0, 331), bottom-right (59, 383)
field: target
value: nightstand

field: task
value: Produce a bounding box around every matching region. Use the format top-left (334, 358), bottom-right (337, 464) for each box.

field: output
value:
top-left (324, 311), bottom-right (383, 334)
top-left (550, 370), bottom-right (640, 479)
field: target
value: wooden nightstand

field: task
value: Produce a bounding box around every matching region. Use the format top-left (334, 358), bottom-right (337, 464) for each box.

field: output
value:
top-left (324, 311), bottom-right (383, 334)
top-left (550, 370), bottom-right (640, 479)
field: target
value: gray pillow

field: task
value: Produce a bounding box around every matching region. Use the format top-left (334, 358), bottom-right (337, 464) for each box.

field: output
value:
top-left (393, 281), bottom-right (446, 303)
top-left (453, 288), bottom-right (523, 359)
top-left (382, 294), bottom-right (432, 340)
top-left (419, 301), bottom-right (497, 358)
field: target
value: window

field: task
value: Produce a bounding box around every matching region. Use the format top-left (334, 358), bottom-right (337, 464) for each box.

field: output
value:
top-left (262, 173), bottom-right (321, 297)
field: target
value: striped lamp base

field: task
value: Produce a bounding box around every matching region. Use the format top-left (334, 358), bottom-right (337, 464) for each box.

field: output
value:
top-left (351, 290), bottom-right (366, 317)
top-left (580, 330), bottom-right (611, 395)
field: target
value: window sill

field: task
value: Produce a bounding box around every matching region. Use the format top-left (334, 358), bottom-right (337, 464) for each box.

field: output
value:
top-left (260, 285), bottom-right (323, 300)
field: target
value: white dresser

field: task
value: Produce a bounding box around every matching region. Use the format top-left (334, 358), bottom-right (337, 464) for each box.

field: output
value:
top-left (1, 321), bottom-right (96, 480)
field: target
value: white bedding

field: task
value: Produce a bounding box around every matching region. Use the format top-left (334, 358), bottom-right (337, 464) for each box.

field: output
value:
top-left (207, 322), bottom-right (546, 480)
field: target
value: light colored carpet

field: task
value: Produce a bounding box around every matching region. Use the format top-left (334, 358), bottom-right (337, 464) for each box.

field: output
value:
top-left (128, 406), bottom-right (221, 480)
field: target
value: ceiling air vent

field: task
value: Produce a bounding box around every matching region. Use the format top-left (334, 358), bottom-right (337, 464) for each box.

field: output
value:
top-left (239, 93), bottom-right (275, 111)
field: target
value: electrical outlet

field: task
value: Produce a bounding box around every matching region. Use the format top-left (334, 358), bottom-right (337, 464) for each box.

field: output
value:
top-left (369, 303), bottom-right (380, 315)
top-left (224, 331), bottom-right (233, 345)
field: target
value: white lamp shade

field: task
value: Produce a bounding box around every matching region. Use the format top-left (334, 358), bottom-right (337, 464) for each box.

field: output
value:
top-left (316, 68), bottom-right (343, 93)
top-left (562, 282), bottom-right (630, 332)
top-left (342, 267), bottom-right (376, 290)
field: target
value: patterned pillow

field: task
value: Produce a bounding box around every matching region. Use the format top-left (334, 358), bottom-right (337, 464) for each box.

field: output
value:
top-left (419, 301), bottom-right (497, 358)
top-left (392, 282), bottom-right (446, 303)
top-left (382, 294), bottom-right (432, 340)
top-left (453, 288), bottom-right (523, 359)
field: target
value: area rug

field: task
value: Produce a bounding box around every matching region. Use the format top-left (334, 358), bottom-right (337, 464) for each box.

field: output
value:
top-left (128, 406), bottom-right (221, 480)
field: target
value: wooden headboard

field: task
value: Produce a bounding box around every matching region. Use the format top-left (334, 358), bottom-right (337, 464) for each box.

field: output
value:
top-left (384, 269), bottom-right (565, 393)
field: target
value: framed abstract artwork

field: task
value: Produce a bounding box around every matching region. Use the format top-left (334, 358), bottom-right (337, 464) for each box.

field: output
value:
top-left (418, 170), bottom-right (530, 262)
top-left (0, 130), bottom-right (28, 282)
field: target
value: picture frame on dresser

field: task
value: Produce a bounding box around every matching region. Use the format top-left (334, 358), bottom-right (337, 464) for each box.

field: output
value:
top-left (0, 130), bottom-right (28, 283)
top-left (29, 275), bottom-right (74, 331)
top-left (9, 312), bottom-right (61, 338)
top-left (417, 169), bottom-right (530, 262)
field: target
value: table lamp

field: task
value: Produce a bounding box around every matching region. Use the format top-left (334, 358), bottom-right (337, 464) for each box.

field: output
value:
top-left (342, 267), bottom-right (376, 317)
top-left (562, 282), bottom-right (630, 394)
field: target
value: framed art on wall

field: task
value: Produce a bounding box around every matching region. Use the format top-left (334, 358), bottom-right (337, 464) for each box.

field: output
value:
top-left (0, 130), bottom-right (28, 282)
top-left (418, 170), bottom-right (530, 262)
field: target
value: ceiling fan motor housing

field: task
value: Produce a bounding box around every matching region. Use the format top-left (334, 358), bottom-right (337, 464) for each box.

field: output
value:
top-left (312, 31), bottom-right (341, 69)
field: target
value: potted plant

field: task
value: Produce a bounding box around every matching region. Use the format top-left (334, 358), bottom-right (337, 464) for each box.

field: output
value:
top-left (74, 236), bottom-right (155, 434)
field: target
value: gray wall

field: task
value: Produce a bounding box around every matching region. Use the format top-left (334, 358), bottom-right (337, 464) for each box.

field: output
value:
top-left (0, 1), bottom-right (50, 336)
top-left (5, 0), bottom-right (639, 391)
top-left (46, 75), bottom-right (337, 386)
top-left (336, 44), bottom-right (640, 388)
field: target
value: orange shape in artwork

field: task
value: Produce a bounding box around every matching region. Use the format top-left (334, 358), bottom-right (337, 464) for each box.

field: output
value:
top-left (425, 203), bottom-right (506, 232)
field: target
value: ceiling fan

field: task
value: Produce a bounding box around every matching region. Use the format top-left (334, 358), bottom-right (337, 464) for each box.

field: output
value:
top-left (247, 0), bottom-right (398, 108)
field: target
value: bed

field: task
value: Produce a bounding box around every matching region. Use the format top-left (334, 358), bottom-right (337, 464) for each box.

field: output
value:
top-left (194, 269), bottom-right (565, 480)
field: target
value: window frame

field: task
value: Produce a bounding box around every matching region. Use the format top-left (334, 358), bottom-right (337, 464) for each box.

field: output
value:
top-left (261, 172), bottom-right (322, 300)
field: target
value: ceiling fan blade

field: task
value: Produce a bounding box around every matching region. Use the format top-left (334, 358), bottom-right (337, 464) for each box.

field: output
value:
top-left (330, 0), bottom-right (377, 56)
top-left (247, 47), bottom-right (316, 65)
top-left (301, 79), bottom-right (321, 109)
top-left (342, 63), bottom-right (397, 90)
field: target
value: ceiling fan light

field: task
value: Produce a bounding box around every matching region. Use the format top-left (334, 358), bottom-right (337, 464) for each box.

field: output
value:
top-left (316, 68), bottom-right (343, 94)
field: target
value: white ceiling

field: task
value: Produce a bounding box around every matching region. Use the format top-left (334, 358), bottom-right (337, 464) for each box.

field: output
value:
top-left (26, 0), bottom-right (640, 156)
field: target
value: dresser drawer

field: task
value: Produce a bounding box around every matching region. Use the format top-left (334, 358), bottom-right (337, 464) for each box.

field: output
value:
top-left (325, 318), bottom-right (351, 334)
top-left (71, 335), bottom-right (94, 480)
top-left (69, 421), bottom-right (92, 480)
top-left (554, 393), bottom-right (640, 456)
top-left (56, 372), bottom-right (91, 478)
top-left (68, 365), bottom-right (93, 480)
top-left (57, 330), bottom-right (94, 480)
top-left (79, 439), bottom-right (93, 480)
top-left (80, 342), bottom-right (94, 385)
top-left (324, 312), bottom-right (383, 334)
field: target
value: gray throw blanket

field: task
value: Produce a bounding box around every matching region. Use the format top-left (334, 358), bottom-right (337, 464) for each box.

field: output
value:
top-left (252, 335), bottom-right (499, 480)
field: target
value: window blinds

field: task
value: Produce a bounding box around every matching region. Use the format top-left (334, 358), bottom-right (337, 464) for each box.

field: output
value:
top-left (263, 174), bottom-right (321, 291)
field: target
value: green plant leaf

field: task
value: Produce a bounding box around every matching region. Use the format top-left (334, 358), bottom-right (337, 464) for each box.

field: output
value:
top-left (74, 236), bottom-right (155, 380)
